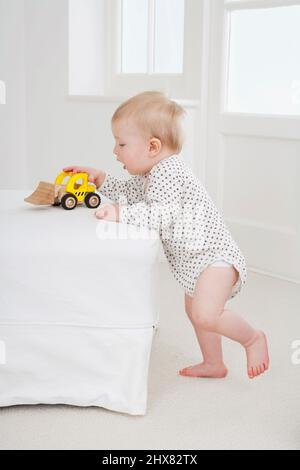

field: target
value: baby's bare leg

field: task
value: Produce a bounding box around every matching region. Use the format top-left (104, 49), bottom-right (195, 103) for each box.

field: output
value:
top-left (179, 293), bottom-right (228, 378)
top-left (190, 266), bottom-right (269, 379)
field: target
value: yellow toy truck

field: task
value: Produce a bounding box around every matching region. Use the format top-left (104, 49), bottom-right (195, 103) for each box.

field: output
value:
top-left (24, 171), bottom-right (101, 210)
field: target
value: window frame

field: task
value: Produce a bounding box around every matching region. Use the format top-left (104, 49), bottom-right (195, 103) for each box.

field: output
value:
top-left (224, 0), bottom-right (300, 10)
top-left (221, 0), bottom-right (300, 116)
top-left (104, 0), bottom-right (200, 98)
top-left (120, 0), bottom-right (185, 75)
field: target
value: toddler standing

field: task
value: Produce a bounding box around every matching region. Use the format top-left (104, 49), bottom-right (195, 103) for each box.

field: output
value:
top-left (64, 91), bottom-right (269, 379)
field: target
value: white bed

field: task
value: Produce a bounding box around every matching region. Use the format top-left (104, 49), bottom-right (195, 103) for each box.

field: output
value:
top-left (0, 190), bottom-right (160, 415)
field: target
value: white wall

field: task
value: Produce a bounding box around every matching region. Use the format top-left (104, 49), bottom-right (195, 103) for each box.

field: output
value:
top-left (0, 0), bottom-right (200, 190)
top-left (0, 0), bottom-right (145, 189)
top-left (0, 0), bottom-right (28, 189)
top-left (24, 0), bottom-right (122, 188)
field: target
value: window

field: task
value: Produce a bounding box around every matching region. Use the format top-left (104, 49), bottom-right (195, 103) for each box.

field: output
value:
top-left (69, 0), bottom-right (107, 95)
top-left (225, 2), bottom-right (300, 116)
top-left (121, 0), bottom-right (148, 73)
top-left (121, 0), bottom-right (185, 74)
top-left (68, 0), bottom-right (199, 98)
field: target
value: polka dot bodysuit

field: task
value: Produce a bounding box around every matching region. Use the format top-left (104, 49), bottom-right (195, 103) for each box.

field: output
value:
top-left (99, 154), bottom-right (247, 299)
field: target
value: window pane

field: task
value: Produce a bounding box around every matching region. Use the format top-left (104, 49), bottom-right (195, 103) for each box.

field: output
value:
top-left (69, 0), bottom-right (106, 95)
top-left (121, 0), bottom-right (148, 73)
top-left (227, 6), bottom-right (300, 115)
top-left (154, 0), bottom-right (185, 73)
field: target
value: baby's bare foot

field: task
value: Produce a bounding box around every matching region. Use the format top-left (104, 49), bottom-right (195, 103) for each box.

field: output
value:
top-left (244, 330), bottom-right (269, 379)
top-left (179, 362), bottom-right (228, 378)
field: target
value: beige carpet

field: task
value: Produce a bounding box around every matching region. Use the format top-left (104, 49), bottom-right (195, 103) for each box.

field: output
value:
top-left (1, 263), bottom-right (300, 450)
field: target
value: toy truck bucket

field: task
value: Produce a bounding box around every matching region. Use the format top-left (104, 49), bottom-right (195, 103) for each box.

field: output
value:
top-left (24, 181), bottom-right (56, 205)
top-left (24, 172), bottom-right (74, 206)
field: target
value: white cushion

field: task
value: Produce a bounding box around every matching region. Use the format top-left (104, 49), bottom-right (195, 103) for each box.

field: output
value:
top-left (0, 190), bottom-right (160, 415)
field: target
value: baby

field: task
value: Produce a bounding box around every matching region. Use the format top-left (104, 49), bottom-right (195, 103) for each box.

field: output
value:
top-left (64, 91), bottom-right (269, 380)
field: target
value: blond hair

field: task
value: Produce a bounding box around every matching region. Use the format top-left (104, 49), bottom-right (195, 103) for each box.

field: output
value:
top-left (112, 91), bottom-right (186, 154)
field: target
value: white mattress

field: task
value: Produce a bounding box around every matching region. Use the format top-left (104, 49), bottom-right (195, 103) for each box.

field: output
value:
top-left (0, 190), bottom-right (160, 415)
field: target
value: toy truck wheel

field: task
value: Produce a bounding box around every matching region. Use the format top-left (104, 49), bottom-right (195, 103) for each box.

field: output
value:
top-left (85, 192), bottom-right (101, 209)
top-left (61, 193), bottom-right (77, 210)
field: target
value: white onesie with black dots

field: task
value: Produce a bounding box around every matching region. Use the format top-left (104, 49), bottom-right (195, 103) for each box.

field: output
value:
top-left (99, 154), bottom-right (247, 299)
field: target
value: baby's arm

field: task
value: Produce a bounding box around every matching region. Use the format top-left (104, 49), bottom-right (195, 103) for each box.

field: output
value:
top-left (119, 170), bottom-right (183, 232)
top-left (63, 165), bottom-right (146, 205)
top-left (62, 165), bottom-right (106, 188)
top-left (99, 173), bottom-right (146, 205)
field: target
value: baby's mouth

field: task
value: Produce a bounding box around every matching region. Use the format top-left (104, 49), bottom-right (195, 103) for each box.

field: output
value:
top-left (117, 159), bottom-right (126, 169)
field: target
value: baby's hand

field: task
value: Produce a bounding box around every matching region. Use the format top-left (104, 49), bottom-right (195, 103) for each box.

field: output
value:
top-left (63, 165), bottom-right (106, 188)
top-left (95, 203), bottom-right (120, 222)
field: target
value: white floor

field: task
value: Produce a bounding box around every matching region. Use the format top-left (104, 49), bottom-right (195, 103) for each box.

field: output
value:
top-left (1, 263), bottom-right (300, 450)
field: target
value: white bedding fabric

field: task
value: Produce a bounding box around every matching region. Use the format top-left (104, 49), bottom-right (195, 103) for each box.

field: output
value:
top-left (0, 190), bottom-right (160, 415)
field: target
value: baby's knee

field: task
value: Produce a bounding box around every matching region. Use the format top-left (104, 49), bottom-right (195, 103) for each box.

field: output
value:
top-left (191, 306), bottom-right (220, 331)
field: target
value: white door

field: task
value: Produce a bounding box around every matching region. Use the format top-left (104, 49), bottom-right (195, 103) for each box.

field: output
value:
top-left (202, 0), bottom-right (300, 283)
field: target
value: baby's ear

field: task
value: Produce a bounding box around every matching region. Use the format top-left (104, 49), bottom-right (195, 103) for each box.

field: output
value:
top-left (149, 137), bottom-right (162, 155)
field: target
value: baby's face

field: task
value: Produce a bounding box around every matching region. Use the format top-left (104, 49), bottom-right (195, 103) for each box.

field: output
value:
top-left (112, 119), bottom-right (155, 175)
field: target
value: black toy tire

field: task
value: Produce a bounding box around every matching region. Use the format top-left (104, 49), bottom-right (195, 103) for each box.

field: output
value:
top-left (61, 193), bottom-right (78, 210)
top-left (85, 192), bottom-right (101, 209)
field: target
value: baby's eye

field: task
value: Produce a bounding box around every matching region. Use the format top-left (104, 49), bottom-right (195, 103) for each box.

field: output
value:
top-left (119, 144), bottom-right (126, 147)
